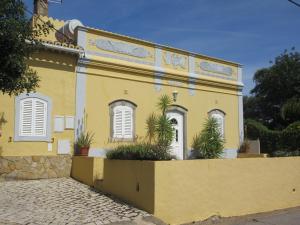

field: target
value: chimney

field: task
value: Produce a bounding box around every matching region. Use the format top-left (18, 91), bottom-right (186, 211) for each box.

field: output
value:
top-left (34, 0), bottom-right (48, 16)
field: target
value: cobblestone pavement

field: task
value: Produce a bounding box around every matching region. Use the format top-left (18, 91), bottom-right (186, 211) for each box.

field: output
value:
top-left (0, 178), bottom-right (158, 225)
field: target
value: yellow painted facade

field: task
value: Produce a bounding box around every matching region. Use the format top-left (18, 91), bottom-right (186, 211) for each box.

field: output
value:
top-left (0, 50), bottom-right (77, 156)
top-left (97, 158), bottom-right (300, 225)
top-left (0, 15), bottom-right (243, 158)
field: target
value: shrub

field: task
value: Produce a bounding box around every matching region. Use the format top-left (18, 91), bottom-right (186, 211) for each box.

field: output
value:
top-left (272, 150), bottom-right (300, 157)
top-left (245, 119), bottom-right (300, 155)
top-left (192, 117), bottom-right (225, 159)
top-left (106, 143), bottom-right (172, 160)
top-left (285, 121), bottom-right (300, 132)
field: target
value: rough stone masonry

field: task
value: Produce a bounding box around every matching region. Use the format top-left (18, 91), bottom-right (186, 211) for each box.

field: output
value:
top-left (0, 155), bottom-right (72, 181)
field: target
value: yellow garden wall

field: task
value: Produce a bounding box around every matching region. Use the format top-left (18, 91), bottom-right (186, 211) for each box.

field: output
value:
top-left (71, 156), bottom-right (104, 186)
top-left (97, 157), bottom-right (300, 225)
top-left (0, 50), bottom-right (76, 156)
top-left (100, 160), bottom-right (155, 213)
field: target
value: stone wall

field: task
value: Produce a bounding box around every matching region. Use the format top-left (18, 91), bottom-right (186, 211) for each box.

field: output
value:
top-left (0, 155), bottom-right (72, 181)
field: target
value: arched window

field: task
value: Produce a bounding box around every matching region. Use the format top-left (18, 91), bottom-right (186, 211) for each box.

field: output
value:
top-left (208, 109), bottom-right (225, 138)
top-left (109, 100), bottom-right (136, 140)
top-left (15, 93), bottom-right (52, 141)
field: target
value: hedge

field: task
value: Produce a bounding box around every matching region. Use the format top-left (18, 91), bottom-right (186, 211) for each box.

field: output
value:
top-left (106, 143), bottom-right (173, 160)
top-left (245, 119), bottom-right (300, 155)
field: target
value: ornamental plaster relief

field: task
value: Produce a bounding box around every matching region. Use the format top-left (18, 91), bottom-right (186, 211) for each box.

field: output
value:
top-left (195, 60), bottom-right (237, 81)
top-left (199, 61), bottom-right (233, 76)
top-left (163, 52), bottom-right (187, 69)
top-left (89, 38), bottom-right (153, 59)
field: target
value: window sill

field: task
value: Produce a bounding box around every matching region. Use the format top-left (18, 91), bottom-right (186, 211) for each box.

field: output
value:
top-left (14, 135), bottom-right (51, 142)
top-left (109, 137), bottom-right (136, 143)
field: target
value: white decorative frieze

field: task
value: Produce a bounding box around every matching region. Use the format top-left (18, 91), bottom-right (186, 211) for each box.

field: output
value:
top-left (199, 61), bottom-right (233, 76)
top-left (89, 38), bottom-right (152, 58)
top-left (164, 52), bottom-right (186, 69)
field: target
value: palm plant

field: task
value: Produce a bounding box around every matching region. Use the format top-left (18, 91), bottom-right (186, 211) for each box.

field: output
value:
top-left (75, 132), bottom-right (94, 149)
top-left (192, 117), bottom-right (225, 159)
top-left (146, 113), bottom-right (157, 144)
top-left (145, 94), bottom-right (174, 152)
top-left (156, 115), bottom-right (173, 149)
top-left (157, 94), bottom-right (172, 115)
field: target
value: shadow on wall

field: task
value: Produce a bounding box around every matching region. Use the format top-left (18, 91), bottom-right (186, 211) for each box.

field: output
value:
top-left (27, 50), bottom-right (77, 73)
top-left (0, 112), bottom-right (7, 156)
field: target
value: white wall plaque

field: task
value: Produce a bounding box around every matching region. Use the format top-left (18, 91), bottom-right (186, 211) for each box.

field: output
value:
top-left (65, 116), bottom-right (75, 129)
top-left (57, 139), bottom-right (71, 154)
top-left (54, 116), bottom-right (64, 132)
top-left (47, 143), bottom-right (52, 152)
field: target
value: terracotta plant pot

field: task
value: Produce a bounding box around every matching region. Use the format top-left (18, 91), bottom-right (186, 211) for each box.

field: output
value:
top-left (79, 147), bottom-right (89, 156)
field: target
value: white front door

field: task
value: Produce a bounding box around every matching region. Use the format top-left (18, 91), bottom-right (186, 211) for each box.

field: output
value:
top-left (167, 112), bottom-right (184, 160)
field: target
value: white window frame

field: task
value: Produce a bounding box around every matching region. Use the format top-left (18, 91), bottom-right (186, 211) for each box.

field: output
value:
top-left (14, 93), bottom-right (52, 142)
top-left (109, 100), bottom-right (136, 141)
top-left (208, 109), bottom-right (225, 138)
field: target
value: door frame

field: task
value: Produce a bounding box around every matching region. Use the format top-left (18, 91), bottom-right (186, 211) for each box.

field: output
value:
top-left (166, 105), bottom-right (188, 159)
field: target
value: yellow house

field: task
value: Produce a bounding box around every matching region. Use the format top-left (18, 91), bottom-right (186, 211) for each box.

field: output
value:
top-left (0, 6), bottom-right (243, 178)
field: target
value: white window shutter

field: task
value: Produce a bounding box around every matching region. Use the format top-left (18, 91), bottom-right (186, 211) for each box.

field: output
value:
top-left (20, 99), bottom-right (33, 136)
top-left (113, 108), bottom-right (123, 138)
top-left (212, 114), bottom-right (224, 137)
top-left (113, 105), bottom-right (133, 139)
top-left (34, 99), bottom-right (47, 136)
top-left (19, 98), bottom-right (47, 137)
top-left (123, 108), bottom-right (133, 138)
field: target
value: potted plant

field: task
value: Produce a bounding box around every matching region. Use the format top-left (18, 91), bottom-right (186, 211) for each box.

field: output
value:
top-left (75, 132), bottom-right (94, 156)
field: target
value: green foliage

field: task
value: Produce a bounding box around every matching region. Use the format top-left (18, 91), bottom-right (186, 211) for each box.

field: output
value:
top-left (145, 94), bottom-right (173, 152)
top-left (157, 94), bottom-right (172, 115)
top-left (106, 143), bottom-right (172, 161)
top-left (75, 132), bottom-right (94, 149)
top-left (145, 112), bottom-right (157, 144)
top-left (245, 119), bottom-right (300, 155)
top-left (0, 0), bottom-right (51, 95)
top-left (281, 98), bottom-right (300, 123)
top-left (285, 121), bottom-right (300, 132)
top-left (155, 115), bottom-right (173, 150)
top-left (272, 150), bottom-right (300, 157)
top-left (244, 49), bottom-right (300, 129)
top-left (192, 117), bottom-right (224, 159)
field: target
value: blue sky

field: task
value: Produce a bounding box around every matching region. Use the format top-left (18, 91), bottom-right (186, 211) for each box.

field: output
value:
top-left (24, 0), bottom-right (300, 94)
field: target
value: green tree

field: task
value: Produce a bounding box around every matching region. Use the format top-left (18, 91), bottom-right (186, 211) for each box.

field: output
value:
top-left (245, 49), bottom-right (300, 129)
top-left (280, 97), bottom-right (300, 123)
top-left (0, 0), bottom-right (50, 95)
top-left (192, 117), bottom-right (224, 159)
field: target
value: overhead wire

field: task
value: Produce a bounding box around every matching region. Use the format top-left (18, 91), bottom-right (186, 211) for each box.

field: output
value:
top-left (288, 0), bottom-right (300, 7)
